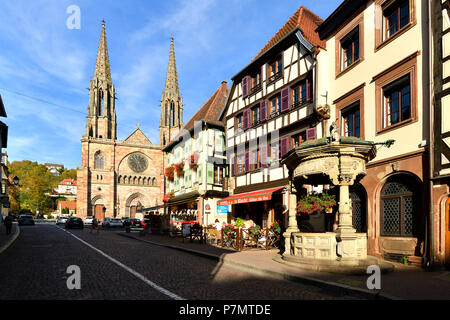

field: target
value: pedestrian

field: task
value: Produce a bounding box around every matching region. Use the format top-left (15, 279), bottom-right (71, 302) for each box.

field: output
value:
top-left (4, 214), bottom-right (13, 235)
top-left (91, 218), bottom-right (99, 234)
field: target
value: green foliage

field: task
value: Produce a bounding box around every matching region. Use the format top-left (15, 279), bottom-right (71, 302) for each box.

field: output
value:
top-left (8, 160), bottom-right (77, 215)
top-left (235, 217), bottom-right (245, 228)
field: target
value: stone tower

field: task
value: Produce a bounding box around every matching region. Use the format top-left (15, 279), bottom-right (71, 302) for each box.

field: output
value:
top-left (159, 38), bottom-right (183, 146)
top-left (85, 20), bottom-right (117, 140)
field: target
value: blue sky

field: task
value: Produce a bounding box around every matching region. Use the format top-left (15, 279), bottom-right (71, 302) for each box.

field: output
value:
top-left (0, 0), bottom-right (340, 169)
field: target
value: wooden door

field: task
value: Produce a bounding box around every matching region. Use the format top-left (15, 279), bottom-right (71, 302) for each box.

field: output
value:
top-left (130, 206), bottom-right (137, 219)
top-left (446, 198), bottom-right (450, 267)
top-left (95, 205), bottom-right (105, 221)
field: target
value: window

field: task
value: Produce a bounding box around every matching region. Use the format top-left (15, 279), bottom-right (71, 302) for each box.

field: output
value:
top-left (251, 105), bottom-right (260, 126)
top-left (269, 95), bottom-right (281, 117)
top-left (342, 102), bottom-right (361, 138)
top-left (237, 154), bottom-right (245, 174)
top-left (291, 132), bottom-right (306, 148)
top-left (341, 27), bottom-right (360, 70)
top-left (94, 152), bottom-right (104, 169)
top-left (268, 57), bottom-right (283, 82)
top-left (250, 149), bottom-right (260, 171)
top-left (292, 82), bottom-right (307, 107)
top-left (250, 71), bottom-right (262, 94)
top-left (269, 142), bottom-right (280, 166)
top-left (236, 113), bottom-right (243, 130)
top-left (382, 75), bottom-right (411, 128)
top-left (375, 0), bottom-right (414, 49)
top-left (214, 166), bottom-right (225, 185)
top-left (383, 0), bottom-right (410, 39)
top-left (381, 179), bottom-right (416, 236)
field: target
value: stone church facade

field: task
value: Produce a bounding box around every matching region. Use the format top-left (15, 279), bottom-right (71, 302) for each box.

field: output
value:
top-left (77, 22), bottom-right (183, 220)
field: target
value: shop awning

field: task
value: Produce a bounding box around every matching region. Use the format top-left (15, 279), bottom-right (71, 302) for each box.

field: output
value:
top-left (217, 186), bottom-right (285, 206)
top-left (166, 191), bottom-right (200, 206)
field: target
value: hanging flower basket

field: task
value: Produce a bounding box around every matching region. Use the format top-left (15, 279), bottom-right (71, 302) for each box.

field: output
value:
top-left (163, 192), bottom-right (175, 203)
top-left (296, 192), bottom-right (336, 215)
top-left (189, 152), bottom-right (200, 169)
top-left (174, 162), bottom-right (185, 176)
top-left (165, 166), bottom-right (175, 181)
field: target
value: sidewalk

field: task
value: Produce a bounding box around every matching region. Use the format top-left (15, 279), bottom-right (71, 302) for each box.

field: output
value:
top-left (117, 231), bottom-right (450, 300)
top-left (0, 223), bottom-right (20, 255)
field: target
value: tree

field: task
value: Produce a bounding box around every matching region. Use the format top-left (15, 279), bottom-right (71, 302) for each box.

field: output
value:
top-left (8, 160), bottom-right (71, 215)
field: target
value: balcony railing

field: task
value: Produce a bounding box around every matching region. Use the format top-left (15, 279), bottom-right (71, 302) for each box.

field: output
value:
top-left (249, 83), bottom-right (262, 96)
top-left (267, 71), bottom-right (283, 85)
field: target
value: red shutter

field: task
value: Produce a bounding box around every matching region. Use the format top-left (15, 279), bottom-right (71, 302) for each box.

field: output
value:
top-left (281, 137), bottom-right (290, 156)
top-left (242, 76), bottom-right (249, 99)
top-left (306, 127), bottom-right (317, 140)
top-left (231, 155), bottom-right (236, 177)
top-left (306, 73), bottom-right (312, 102)
top-left (261, 145), bottom-right (268, 168)
top-left (243, 109), bottom-right (249, 130)
top-left (245, 152), bottom-right (250, 172)
top-left (281, 87), bottom-right (290, 112)
top-left (260, 100), bottom-right (267, 121)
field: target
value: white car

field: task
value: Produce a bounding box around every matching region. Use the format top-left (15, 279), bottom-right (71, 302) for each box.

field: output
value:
top-left (102, 218), bottom-right (123, 228)
top-left (56, 216), bottom-right (69, 225)
top-left (84, 216), bottom-right (94, 225)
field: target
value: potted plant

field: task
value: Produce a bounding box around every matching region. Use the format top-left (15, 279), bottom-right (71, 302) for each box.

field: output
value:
top-left (174, 162), bottom-right (185, 176)
top-left (165, 165), bottom-right (175, 181)
top-left (235, 217), bottom-right (245, 228)
top-left (271, 221), bottom-right (281, 234)
top-left (189, 153), bottom-right (200, 169)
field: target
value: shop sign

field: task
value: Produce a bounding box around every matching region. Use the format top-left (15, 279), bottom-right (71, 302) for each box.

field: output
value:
top-left (218, 194), bottom-right (272, 206)
top-left (217, 205), bottom-right (229, 215)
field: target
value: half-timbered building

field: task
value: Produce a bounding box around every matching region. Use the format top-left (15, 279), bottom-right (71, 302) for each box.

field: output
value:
top-left (220, 6), bottom-right (328, 229)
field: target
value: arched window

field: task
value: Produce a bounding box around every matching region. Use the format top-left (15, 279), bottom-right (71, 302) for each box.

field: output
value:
top-left (98, 90), bottom-right (104, 116)
top-left (152, 178), bottom-right (156, 186)
top-left (94, 151), bottom-right (104, 169)
top-left (381, 178), bottom-right (416, 237)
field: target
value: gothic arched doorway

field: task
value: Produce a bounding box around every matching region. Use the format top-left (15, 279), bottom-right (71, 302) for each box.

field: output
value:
top-left (125, 193), bottom-right (148, 220)
top-left (91, 196), bottom-right (105, 221)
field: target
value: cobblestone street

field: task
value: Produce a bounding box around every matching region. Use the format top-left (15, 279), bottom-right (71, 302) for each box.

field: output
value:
top-left (0, 224), bottom-right (361, 300)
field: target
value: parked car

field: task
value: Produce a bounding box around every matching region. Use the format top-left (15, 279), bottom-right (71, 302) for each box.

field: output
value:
top-left (102, 218), bottom-right (123, 228)
top-left (18, 215), bottom-right (35, 226)
top-left (130, 219), bottom-right (143, 228)
top-left (56, 216), bottom-right (69, 225)
top-left (84, 216), bottom-right (94, 225)
top-left (65, 217), bottom-right (84, 229)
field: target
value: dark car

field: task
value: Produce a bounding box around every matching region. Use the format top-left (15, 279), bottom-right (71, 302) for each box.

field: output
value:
top-left (18, 215), bottom-right (35, 226)
top-left (65, 217), bottom-right (84, 229)
top-left (130, 219), bottom-right (143, 228)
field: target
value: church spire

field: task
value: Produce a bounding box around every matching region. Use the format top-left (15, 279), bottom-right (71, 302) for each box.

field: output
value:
top-left (164, 38), bottom-right (180, 98)
top-left (159, 38), bottom-right (183, 146)
top-left (85, 20), bottom-right (116, 140)
top-left (93, 19), bottom-right (111, 83)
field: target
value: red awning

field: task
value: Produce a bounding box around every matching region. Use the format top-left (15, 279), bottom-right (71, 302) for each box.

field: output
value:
top-left (217, 186), bottom-right (285, 206)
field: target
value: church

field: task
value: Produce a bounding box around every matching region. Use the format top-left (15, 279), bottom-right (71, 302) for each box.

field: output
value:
top-left (76, 21), bottom-right (183, 220)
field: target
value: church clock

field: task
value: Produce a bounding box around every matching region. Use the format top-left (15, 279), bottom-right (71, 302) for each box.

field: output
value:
top-left (128, 153), bottom-right (148, 173)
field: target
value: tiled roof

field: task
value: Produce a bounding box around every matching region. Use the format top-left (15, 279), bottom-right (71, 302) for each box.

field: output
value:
top-left (183, 81), bottom-right (229, 132)
top-left (252, 6), bottom-right (325, 62)
top-left (57, 200), bottom-right (77, 210)
top-left (58, 179), bottom-right (77, 186)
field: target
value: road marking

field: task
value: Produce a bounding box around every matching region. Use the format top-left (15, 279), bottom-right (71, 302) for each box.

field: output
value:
top-left (58, 227), bottom-right (185, 300)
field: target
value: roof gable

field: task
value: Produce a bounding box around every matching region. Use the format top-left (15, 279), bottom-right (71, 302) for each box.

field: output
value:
top-left (123, 128), bottom-right (152, 145)
top-left (252, 6), bottom-right (325, 62)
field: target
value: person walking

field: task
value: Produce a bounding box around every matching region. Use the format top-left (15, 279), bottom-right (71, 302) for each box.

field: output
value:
top-left (91, 218), bottom-right (99, 234)
top-left (4, 214), bottom-right (13, 235)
